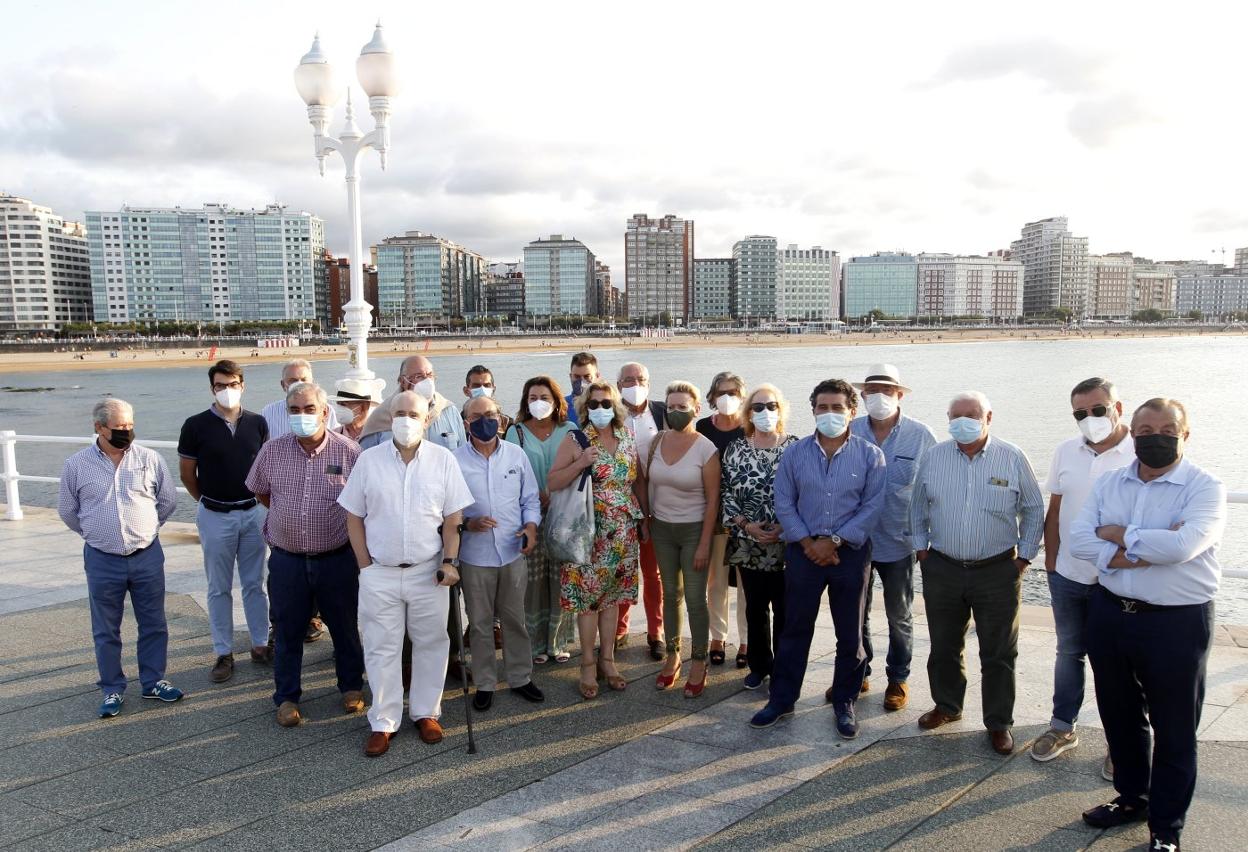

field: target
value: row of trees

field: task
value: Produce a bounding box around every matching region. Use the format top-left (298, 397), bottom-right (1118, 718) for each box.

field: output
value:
top-left (60, 320), bottom-right (313, 337)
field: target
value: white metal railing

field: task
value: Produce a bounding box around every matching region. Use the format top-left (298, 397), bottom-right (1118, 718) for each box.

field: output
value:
top-left (3, 429), bottom-right (1247, 579)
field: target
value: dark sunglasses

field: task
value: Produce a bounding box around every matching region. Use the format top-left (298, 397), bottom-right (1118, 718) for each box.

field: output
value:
top-left (586, 399), bottom-right (614, 410)
top-left (1073, 405), bottom-right (1109, 421)
top-left (750, 402), bottom-right (779, 413)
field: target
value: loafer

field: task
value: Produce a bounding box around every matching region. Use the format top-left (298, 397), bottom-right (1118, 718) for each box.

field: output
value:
top-left (647, 637), bottom-right (664, 661)
top-left (342, 690), bottom-right (366, 714)
top-left (1149, 830), bottom-right (1180, 851)
top-left (989, 729), bottom-right (1014, 755)
top-left (415, 717), bottom-right (443, 744)
top-left (743, 672), bottom-right (767, 690)
top-left (883, 681), bottom-right (909, 711)
top-left (918, 707), bottom-right (963, 730)
top-left (1030, 728), bottom-right (1079, 762)
top-left (835, 702), bottom-right (858, 739)
top-left (250, 644), bottom-right (274, 665)
top-left (860, 677), bottom-right (870, 694)
top-left (1082, 796), bottom-right (1148, 828)
top-left (513, 681), bottom-right (545, 703)
top-left (98, 692), bottom-right (123, 719)
top-left (472, 689), bottom-right (494, 712)
top-left (364, 730), bottom-right (395, 757)
top-left (209, 654), bottom-right (234, 683)
top-left (141, 680), bottom-right (184, 703)
top-left (750, 703), bottom-right (795, 729)
top-left (277, 701), bottom-right (302, 727)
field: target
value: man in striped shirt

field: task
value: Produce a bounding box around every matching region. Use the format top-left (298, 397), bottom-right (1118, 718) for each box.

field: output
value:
top-left (909, 390), bottom-right (1044, 755)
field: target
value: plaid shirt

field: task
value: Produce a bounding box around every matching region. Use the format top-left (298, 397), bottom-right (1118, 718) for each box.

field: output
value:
top-left (58, 441), bottom-right (178, 555)
top-left (245, 430), bottom-right (360, 554)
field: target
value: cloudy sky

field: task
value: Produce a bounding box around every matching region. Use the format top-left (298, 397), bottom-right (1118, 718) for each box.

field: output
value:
top-left (2, 0), bottom-right (1245, 276)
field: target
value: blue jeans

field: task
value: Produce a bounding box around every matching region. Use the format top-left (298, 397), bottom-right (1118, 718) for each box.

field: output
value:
top-left (1047, 570), bottom-right (1097, 731)
top-left (84, 541), bottom-right (168, 695)
top-left (862, 555), bottom-right (915, 683)
top-left (196, 502), bottom-right (269, 655)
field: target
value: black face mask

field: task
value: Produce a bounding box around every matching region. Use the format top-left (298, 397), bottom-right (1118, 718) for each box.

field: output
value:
top-left (107, 428), bottom-right (134, 450)
top-left (1134, 433), bottom-right (1179, 469)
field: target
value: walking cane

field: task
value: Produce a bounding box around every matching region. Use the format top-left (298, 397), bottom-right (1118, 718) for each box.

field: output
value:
top-left (439, 569), bottom-right (478, 755)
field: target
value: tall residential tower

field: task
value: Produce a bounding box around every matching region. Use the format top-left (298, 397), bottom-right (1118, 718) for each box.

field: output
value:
top-left (0, 194), bottom-right (92, 332)
top-left (625, 214), bottom-right (694, 323)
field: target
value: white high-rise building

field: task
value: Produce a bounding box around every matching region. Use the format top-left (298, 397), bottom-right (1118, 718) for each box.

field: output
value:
top-left (0, 194), bottom-right (92, 332)
top-left (373, 231), bottom-right (487, 322)
top-left (915, 254), bottom-right (1025, 320)
top-left (1010, 217), bottom-right (1090, 318)
top-left (776, 246), bottom-right (840, 321)
top-left (625, 214), bottom-right (694, 323)
top-left (732, 235), bottom-right (778, 322)
top-left (522, 235), bottom-right (596, 317)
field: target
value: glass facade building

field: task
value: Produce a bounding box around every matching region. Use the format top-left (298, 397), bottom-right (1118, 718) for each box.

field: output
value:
top-left (732, 235), bottom-right (778, 322)
top-left (843, 253), bottom-right (918, 319)
top-left (692, 258), bottom-right (735, 319)
top-left (522, 235), bottom-right (595, 316)
top-left (777, 246), bottom-right (840, 321)
top-left (373, 231), bottom-right (487, 323)
top-left (0, 194), bottom-right (92, 332)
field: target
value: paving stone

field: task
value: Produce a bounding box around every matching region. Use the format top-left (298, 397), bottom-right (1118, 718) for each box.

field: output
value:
top-left (12, 751), bottom-right (207, 819)
top-left (0, 793), bottom-right (70, 847)
top-left (377, 801), bottom-right (562, 851)
top-left (0, 737), bottom-right (126, 796)
top-left (887, 808), bottom-right (1103, 851)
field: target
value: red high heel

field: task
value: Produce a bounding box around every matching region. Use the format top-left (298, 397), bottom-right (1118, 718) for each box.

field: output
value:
top-left (655, 660), bottom-right (682, 690)
top-left (683, 661), bottom-right (708, 698)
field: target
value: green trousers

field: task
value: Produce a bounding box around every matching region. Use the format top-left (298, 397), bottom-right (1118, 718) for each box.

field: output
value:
top-left (651, 519), bottom-right (709, 660)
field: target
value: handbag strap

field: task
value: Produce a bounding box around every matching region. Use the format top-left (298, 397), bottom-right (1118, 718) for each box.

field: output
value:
top-left (646, 430), bottom-right (664, 472)
top-left (570, 428), bottom-right (593, 492)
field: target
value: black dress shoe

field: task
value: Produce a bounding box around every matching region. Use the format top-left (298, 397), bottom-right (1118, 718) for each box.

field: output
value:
top-left (513, 681), bottom-right (545, 703)
top-left (647, 637), bottom-right (664, 661)
top-left (1082, 796), bottom-right (1149, 828)
top-left (472, 689), bottom-right (493, 712)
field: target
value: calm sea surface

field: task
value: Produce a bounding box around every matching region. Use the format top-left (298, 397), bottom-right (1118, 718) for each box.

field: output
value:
top-left (3, 336), bottom-right (1246, 622)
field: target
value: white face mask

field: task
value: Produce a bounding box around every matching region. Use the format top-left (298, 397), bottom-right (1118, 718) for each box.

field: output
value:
top-left (335, 405), bottom-right (359, 424)
top-left (715, 395), bottom-right (742, 416)
top-left (815, 411), bottom-right (849, 438)
top-left (527, 399), bottom-right (554, 420)
top-left (751, 409), bottom-right (779, 433)
top-left (1078, 415), bottom-right (1115, 444)
top-left (621, 385), bottom-right (648, 407)
top-left (214, 387), bottom-right (242, 409)
top-left (411, 378), bottom-right (436, 400)
top-left (391, 416), bottom-right (425, 447)
top-left (864, 392), bottom-right (899, 421)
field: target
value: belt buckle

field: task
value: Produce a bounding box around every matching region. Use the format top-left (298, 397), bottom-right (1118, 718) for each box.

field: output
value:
top-left (1120, 598), bottom-right (1137, 614)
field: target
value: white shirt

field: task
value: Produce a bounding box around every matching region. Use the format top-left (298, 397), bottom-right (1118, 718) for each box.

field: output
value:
top-left (337, 440), bottom-right (473, 567)
top-left (1069, 458), bottom-right (1225, 606)
top-left (262, 397), bottom-right (339, 439)
top-left (625, 405), bottom-right (659, 459)
top-left (1044, 431), bottom-right (1135, 584)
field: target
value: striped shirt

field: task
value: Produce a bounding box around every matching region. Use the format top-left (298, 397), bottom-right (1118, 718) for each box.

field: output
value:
top-left (773, 433), bottom-right (887, 548)
top-left (850, 413), bottom-right (938, 562)
top-left (58, 440), bottom-right (178, 555)
top-left (245, 431), bottom-right (360, 554)
top-left (909, 436), bottom-right (1044, 561)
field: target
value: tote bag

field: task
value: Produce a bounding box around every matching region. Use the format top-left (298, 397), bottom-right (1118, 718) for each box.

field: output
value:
top-left (544, 429), bottom-right (596, 565)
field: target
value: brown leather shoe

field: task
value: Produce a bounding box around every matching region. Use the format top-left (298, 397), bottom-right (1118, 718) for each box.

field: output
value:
top-left (364, 730), bottom-right (395, 757)
top-left (824, 685), bottom-right (835, 704)
top-left (276, 701), bottom-right (301, 727)
top-left (210, 654), bottom-right (234, 683)
top-left (250, 645), bottom-right (273, 665)
top-left (918, 707), bottom-right (964, 730)
top-left (990, 728), bottom-right (1015, 755)
top-left (883, 681), bottom-right (909, 711)
top-left (342, 690), bottom-right (366, 714)
top-left (415, 717), bottom-right (443, 744)
top-left (494, 620), bottom-right (504, 650)
top-left (860, 677), bottom-right (870, 694)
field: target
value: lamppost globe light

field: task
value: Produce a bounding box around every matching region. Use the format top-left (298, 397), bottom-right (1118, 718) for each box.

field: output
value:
top-left (293, 34), bottom-right (339, 107)
top-left (356, 23), bottom-right (398, 98)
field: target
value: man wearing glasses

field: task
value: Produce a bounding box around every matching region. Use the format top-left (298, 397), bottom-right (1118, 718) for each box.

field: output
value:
top-left (359, 355), bottom-right (466, 451)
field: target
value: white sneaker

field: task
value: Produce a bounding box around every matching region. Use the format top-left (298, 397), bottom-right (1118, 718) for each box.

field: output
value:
top-left (1030, 727), bottom-right (1079, 762)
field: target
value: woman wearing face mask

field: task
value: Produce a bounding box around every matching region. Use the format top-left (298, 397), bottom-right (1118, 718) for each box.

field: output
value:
top-left (721, 384), bottom-right (798, 690)
top-left (505, 377), bottom-right (575, 665)
top-left (697, 372), bottom-right (748, 667)
top-left (547, 380), bottom-right (649, 699)
top-left (646, 381), bottom-right (722, 697)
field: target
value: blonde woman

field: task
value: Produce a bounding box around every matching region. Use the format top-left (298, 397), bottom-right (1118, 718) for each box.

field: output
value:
top-left (721, 384), bottom-right (798, 690)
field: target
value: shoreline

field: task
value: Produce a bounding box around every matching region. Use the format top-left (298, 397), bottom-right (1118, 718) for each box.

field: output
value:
top-left (0, 326), bottom-right (1242, 375)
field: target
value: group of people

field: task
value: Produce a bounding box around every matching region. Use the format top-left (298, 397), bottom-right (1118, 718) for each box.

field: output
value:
top-left (57, 351), bottom-right (1225, 851)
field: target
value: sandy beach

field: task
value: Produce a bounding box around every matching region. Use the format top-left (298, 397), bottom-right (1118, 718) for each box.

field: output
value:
top-left (0, 326), bottom-right (1242, 375)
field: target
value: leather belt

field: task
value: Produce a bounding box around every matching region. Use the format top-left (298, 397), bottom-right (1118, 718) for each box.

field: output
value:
top-left (1098, 585), bottom-right (1201, 614)
top-left (272, 542), bottom-right (351, 560)
top-left (930, 548), bottom-right (1015, 569)
top-left (201, 496), bottom-right (258, 513)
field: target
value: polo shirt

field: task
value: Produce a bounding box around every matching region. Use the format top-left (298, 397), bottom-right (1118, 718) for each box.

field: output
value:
top-left (177, 407), bottom-right (268, 502)
top-left (1044, 431), bottom-right (1135, 584)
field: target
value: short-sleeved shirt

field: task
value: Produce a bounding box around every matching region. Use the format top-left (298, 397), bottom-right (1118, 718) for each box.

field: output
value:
top-left (177, 407), bottom-right (268, 502)
top-left (245, 431), bottom-right (361, 554)
top-left (1044, 432), bottom-right (1135, 584)
top-left (646, 432), bottom-right (718, 524)
top-left (336, 440), bottom-right (474, 567)
top-left (505, 420), bottom-right (574, 492)
top-left (697, 416), bottom-right (745, 457)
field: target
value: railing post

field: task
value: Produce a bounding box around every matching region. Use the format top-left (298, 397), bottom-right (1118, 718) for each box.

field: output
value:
top-left (1, 430), bottom-right (23, 521)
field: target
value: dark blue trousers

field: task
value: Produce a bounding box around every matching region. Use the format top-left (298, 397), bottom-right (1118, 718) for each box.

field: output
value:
top-left (769, 542), bottom-right (871, 709)
top-left (84, 541), bottom-right (168, 695)
top-left (1087, 586), bottom-right (1213, 835)
top-left (267, 544), bottom-right (365, 706)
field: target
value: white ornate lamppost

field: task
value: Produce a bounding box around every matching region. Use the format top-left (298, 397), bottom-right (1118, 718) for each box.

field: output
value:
top-left (293, 24), bottom-right (397, 396)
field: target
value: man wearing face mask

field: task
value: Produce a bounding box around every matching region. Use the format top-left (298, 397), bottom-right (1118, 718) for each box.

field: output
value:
top-left (261, 359), bottom-right (340, 438)
top-left (331, 378), bottom-right (382, 443)
top-left (1031, 377), bottom-right (1134, 770)
top-left (359, 355), bottom-right (466, 451)
top-left (909, 390), bottom-right (1044, 755)
top-left (564, 352), bottom-right (599, 427)
top-left (245, 382), bottom-right (365, 728)
top-left (1070, 399), bottom-right (1225, 852)
top-left (178, 360), bottom-right (272, 684)
top-left (59, 399), bottom-right (182, 719)
top-left (463, 365), bottom-right (513, 437)
top-left (338, 391), bottom-right (474, 756)
top-left (846, 364), bottom-right (937, 712)
top-left (453, 395), bottom-right (544, 712)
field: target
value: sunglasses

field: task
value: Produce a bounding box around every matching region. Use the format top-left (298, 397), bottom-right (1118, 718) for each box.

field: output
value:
top-left (1073, 405), bottom-right (1109, 421)
top-left (586, 399), bottom-right (614, 410)
top-left (750, 402), bottom-right (779, 412)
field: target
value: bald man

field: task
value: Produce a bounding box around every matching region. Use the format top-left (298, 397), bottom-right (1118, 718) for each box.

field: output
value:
top-left (359, 356), bottom-right (466, 451)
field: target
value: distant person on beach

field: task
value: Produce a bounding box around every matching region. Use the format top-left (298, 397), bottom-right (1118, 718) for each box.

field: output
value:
top-left (58, 399), bottom-right (183, 718)
top-left (564, 352), bottom-right (599, 427)
top-left (261, 359), bottom-right (340, 441)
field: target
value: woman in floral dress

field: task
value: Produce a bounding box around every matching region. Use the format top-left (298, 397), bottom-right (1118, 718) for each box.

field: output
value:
top-left (547, 380), bottom-right (651, 699)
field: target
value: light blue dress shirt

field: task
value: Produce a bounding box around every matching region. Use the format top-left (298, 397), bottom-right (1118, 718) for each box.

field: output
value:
top-left (773, 433), bottom-right (887, 548)
top-left (909, 436), bottom-right (1044, 561)
top-left (453, 439), bottom-right (542, 567)
top-left (851, 412), bottom-right (938, 562)
top-left (1068, 458), bottom-right (1225, 606)
top-left (359, 395), bottom-right (467, 452)
top-left (58, 442), bottom-right (178, 555)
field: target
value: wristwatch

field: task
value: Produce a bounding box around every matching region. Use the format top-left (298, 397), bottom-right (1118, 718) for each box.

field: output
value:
top-left (442, 557), bottom-right (460, 569)
top-left (456, 521), bottom-right (467, 535)
top-left (829, 534), bottom-right (844, 547)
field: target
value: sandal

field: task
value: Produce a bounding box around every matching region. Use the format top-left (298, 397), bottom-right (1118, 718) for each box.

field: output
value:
top-left (553, 652), bottom-right (571, 663)
top-left (579, 660), bottom-right (599, 700)
top-left (709, 648), bottom-right (726, 666)
top-left (533, 654), bottom-right (549, 665)
top-left (735, 647), bottom-right (748, 669)
top-left (598, 655), bottom-right (627, 691)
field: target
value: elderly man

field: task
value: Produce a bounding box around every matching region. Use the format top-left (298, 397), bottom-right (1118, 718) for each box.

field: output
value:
top-left (1071, 399), bottom-right (1225, 852)
top-left (1032, 378), bottom-right (1134, 771)
top-left (330, 377), bottom-right (381, 443)
top-left (454, 395), bottom-right (544, 711)
top-left (843, 363), bottom-right (936, 712)
top-left (617, 361), bottom-right (668, 660)
top-left (59, 400), bottom-right (182, 718)
top-left (564, 352), bottom-right (599, 427)
top-left (246, 382), bottom-right (365, 727)
top-left (462, 365), bottom-right (513, 437)
top-left (909, 391), bottom-right (1044, 755)
top-left (751, 379), bottom-right (887, 738)
top-left (338, 390), bottom-right (473, 756)
top-left (261, 359), bottom-right (339, 438)
top-left (178, 359), bottom-right (271, 683)
top-left (359, 356), bottom-right (465, 451)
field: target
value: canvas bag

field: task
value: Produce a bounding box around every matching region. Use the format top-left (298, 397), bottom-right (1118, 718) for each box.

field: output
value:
top-left (544, 429), bottom-right (595, 564)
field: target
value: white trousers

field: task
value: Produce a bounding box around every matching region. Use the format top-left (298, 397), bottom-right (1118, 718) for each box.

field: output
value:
top-left (707, 536), bottom-right (748, 644)
top-left (358, 561), bottom-right (449, 732)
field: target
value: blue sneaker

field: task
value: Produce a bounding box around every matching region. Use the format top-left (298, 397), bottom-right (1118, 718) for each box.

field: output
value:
top-left (743, 672), bottom-right (767, 690)
top-left (98, 692), bottom-right (123, 718)
top-left (835, 702), bottom-right (858, 739)
top-left (141, 680), bottom-right (184, 703)
top-left (750, 703), bottom-right (795, 729)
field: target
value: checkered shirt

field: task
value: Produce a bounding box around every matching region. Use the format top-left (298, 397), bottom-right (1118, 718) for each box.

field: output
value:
top-left (246, 430), bottom-right (360, 554)
top-left (58, 441), bottom-right (178, 555)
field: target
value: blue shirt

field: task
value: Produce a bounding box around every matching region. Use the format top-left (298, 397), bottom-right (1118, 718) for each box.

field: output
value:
top-left (909, 436), bottom-right (1044, 561)
top-left (1069, 458), bottom-right (1225, 606)
top-left (58, 441), bottom-right (178, 555)
top-left (851, 412), bottom-right (938, 562)
top-left (564, 393), bottom-right (580, 426)
top-left (453, 439), bottom-right (542, 567)
top-left (773, 433), bottom-right (887, 548)
top-left (359, 395), bottom-right (467, 452)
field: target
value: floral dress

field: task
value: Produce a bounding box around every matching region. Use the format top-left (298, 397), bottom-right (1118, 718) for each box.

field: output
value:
top-left (721, 434), bottom-right (798, 571)
top-left (560, 426), bottom-right (642, 613)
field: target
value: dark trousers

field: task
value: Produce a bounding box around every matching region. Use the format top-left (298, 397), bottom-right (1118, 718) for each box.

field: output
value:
top-left (84, 542), bottom-right (168, 695)
top-left (921, 551), bottom-right (1020, 730)
top-left (738, 565), bottom-right (787, 678)
top-left (769, 542), bottom-right (871, 709)
top-left (862, 555), bottom-right (916, 683)
top-left (1087, 587), bottom-right (1213, 835)
top-left (267, 545), bottom-right (365, 706)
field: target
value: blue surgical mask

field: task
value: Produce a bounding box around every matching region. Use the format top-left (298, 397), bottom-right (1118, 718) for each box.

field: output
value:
top-left (469, 417), bottom-right (500, 442)
top-left (289, 413), bottom-right (320, 438)
top-left (815, 411), bottom-right (848, 438)
top-left (948, 416), bottom-right (984, 444)
top-left (571, 378), bottom-right (586, 398)
top-left (469, 386), bottom-right (493, 399)
top-left (588, 407), bottom-right (615, 428)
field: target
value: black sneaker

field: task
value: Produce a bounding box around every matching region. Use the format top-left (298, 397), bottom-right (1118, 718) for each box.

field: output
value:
top-left (1149, 831), bottom-right (1180, 852)
top-left (1082, 796), bottom-right (1149, 828)
top-left (472, 690), bottom-right (493, 712)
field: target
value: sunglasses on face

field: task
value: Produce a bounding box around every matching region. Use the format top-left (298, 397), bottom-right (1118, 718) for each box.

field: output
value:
top-left (1073, 405), bottom-right (1109, 421)
top-left (585, 399), bottom-right (613, 410)
top-left (750, 402), bottom-right (779, 412)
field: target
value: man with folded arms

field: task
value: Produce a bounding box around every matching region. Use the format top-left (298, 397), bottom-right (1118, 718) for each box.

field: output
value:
top-left (338, 390), bottom-right (473, 756)
top-left (909, 390), bottom-right (1043, 755)
top-left (246, 382), bottom-right (365, 728)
